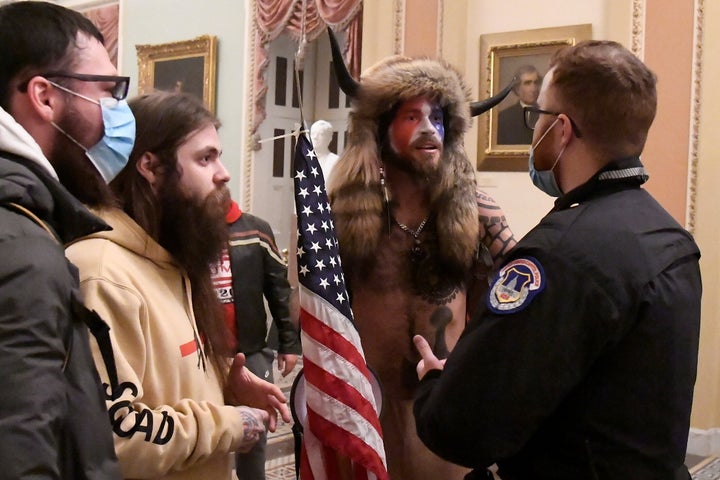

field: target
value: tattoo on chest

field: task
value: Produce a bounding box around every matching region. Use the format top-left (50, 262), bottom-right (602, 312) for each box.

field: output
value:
top-left (408, 250), bottom-right (461, 305)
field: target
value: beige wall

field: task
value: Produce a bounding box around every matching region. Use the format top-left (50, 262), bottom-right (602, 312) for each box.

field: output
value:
top-left (643, 1), bottom-right (694, 225)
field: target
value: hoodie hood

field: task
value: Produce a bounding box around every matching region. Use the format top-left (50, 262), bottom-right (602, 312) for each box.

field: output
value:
top-left (77, 207), bottom-right (176, 267)
top-left (0, 142), bottom-right (109, 244)
top-left (0, 106), bottom-right (58, 180)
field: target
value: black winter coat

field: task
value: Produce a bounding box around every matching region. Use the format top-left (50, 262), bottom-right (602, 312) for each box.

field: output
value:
top-left (0, 152), bottom-right (121, 479)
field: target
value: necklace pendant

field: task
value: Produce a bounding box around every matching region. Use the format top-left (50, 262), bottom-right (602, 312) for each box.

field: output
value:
top-left (411, 239), bottom-right (424, 261)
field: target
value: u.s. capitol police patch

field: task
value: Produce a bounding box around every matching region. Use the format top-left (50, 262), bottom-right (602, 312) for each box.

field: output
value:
top-left (487, 257), bottom-right (545, 314)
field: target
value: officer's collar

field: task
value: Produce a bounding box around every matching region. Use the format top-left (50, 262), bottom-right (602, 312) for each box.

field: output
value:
top-left (553, 156), bottom-right (647, 211)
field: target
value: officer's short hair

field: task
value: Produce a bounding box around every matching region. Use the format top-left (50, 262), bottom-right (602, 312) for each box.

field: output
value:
top-left (549, 40), bottom-right (657, 159)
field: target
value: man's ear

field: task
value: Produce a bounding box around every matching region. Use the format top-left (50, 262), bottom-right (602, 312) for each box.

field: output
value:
top-left (558, 113), bottom-right (574, 145)
top-left (25, 76), bottom-right (58, 122)
top-left (136, 151), bottom-right (161, 191)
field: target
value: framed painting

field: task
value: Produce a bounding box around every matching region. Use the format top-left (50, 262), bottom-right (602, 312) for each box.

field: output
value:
top-left (477, 24), bottom-right (592, 171)
top-left (136, 35), bottom-right (217, 113)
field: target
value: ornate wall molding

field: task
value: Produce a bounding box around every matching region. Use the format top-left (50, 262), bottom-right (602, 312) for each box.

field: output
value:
top-left (686, 0), bottom-right (704, 234)
top-left (243, 0), bottom-right (258, 211)
top-left (631, 0), bottom-right (645, 58)
top-left (393, 0), bottom-right (405, 54)
top-left (632, 0), bottom-right (701, 233)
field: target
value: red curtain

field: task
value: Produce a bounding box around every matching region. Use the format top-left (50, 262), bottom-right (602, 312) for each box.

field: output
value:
top-left (83, 4), bottom-right (120, 67)
top-left (252, 0), bottom-right (362, 133)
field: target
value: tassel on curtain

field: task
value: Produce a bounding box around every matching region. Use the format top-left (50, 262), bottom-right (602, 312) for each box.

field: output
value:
top-left (252, 0), bottom-right (363, 134)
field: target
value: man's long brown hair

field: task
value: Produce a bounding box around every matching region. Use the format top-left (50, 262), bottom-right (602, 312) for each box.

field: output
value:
top-left (111, 92), bottom-right (231, 380)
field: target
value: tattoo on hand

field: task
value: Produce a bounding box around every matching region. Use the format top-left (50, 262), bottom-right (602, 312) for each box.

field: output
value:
top-left (240, 409), bottom-right (263, 444)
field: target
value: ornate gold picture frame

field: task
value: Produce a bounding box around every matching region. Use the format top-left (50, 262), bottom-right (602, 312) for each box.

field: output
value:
top-left (136, 35), bottom-right (217, 113)
top-left (477, 24), bottom-right (592, 171)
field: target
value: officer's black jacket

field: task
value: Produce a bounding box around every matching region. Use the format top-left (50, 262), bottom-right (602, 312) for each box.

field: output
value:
top-left (414, 156), bottom-right (701, 479)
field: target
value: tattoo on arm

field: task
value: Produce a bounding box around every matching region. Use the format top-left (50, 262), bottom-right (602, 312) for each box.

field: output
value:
top-left (477, 191), bottom-right (517, 265)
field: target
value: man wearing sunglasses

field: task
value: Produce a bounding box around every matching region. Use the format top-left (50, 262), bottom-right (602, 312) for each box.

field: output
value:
top-left (0, 2), bottom-right (130, 478)
top-left (415, 41), bottom-right (701, 479)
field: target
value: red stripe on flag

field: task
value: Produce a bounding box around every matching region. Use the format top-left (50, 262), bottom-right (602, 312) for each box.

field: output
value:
top-left (303, 356), bottom-right (382, 434)
top-left (300, 309), bottom-right (371, 382)
top-left (307, 407), bottom-right (388, 478)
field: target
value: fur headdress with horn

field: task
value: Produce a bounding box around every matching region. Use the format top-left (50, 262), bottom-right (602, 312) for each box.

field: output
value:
top-left (326, 28), bottom-right (511, 277)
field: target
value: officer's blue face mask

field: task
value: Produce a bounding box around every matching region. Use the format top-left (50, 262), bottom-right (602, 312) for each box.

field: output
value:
top-left (528, 118), bottom-right (564, 197)
top-left (49, 81), bottom-right (135, 183)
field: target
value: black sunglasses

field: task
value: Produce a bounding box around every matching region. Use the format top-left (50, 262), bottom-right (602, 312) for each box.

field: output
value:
top-left (523, 106), bottom-right (582, 138)
top-left (18, 72), bottom-right (130, 101)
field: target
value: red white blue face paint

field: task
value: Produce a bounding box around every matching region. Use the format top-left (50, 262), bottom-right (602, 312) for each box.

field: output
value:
top-left (388, 97), bottom-right (444, 168)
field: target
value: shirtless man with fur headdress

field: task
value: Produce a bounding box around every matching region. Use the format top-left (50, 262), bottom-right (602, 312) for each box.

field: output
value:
top-left (325, 31), bottom-right (517, 480)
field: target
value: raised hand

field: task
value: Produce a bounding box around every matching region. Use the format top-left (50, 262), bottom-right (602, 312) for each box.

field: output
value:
top-left (225, 353), bottom-right (291, 432)
top-left (413, 334), bottom-right (446, 380)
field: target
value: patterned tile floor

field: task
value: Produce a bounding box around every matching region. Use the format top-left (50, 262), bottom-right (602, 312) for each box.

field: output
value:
top-left (265, 454), bottom-right (720, 479)
top-left (266, 455), bottom-right (296, 480)
top-left (691, 457), bottom-right (720, 479)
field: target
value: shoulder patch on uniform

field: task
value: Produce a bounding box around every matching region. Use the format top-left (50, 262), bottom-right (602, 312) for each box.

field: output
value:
top-left (487, 256), bottom-right (546, 314)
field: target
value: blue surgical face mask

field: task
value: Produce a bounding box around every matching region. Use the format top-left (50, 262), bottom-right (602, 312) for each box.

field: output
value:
top-left (49, 82), bottom-right (136, 183)
top-left (528, 118), bottom-right (564, 197)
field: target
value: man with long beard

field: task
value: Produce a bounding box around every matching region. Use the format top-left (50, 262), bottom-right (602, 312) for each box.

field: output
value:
top-left (0, 2), bottom-right (129, 477)
top-left (327, 50), bottom-right (517, 479)
top-left (66, 92), bottom-right (291, 480)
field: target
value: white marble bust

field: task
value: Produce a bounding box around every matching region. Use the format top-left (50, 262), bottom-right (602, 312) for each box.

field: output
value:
top-left (310, 120), bottom-right (339, 184)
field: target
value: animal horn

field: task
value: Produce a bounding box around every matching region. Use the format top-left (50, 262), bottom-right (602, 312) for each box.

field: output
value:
top-left (327, 26), bottom-right (359, 98)
top-left (470, 76), bottom-right (517, 117)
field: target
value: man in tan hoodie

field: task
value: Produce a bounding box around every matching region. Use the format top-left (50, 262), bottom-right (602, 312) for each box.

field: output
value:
top-left (67, 91), bottom-right (290, 480)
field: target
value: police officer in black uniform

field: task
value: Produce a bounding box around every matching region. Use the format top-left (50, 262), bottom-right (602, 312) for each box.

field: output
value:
top-left (413, 40), bottom-right (701, 480)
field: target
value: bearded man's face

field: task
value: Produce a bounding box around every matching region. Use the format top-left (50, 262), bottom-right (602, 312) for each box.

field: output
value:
top-left (386, 96), bottom-right (445, 174)
top-left (156, 123), bottom-right (231, 274)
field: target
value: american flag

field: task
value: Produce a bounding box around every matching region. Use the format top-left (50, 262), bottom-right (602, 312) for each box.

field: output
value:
top-left (293, 132), bottom-right (388, 480)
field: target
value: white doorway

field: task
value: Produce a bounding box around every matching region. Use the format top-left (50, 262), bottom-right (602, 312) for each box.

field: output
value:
top-left (252, 31), bottom-right (352, 254)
